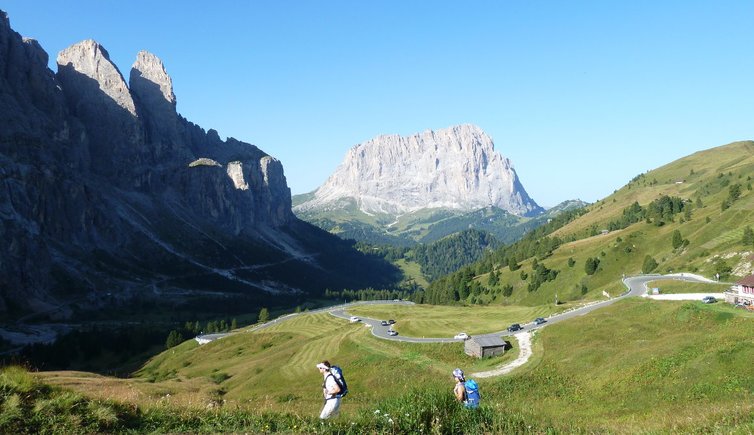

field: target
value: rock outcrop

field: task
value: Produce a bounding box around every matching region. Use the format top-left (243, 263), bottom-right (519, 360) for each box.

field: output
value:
top-left (0, 10), bottom-right (397, 321)
top-left (297, 124), bottom-right (542, 217)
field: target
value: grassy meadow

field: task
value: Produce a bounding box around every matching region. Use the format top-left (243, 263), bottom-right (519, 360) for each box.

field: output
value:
top-left (47, 310), bottom-right (518, 417)
top-left (20, 297), bottom-right (754, 433)
top-left (487, 298), bottom-right (754, 432)
top-left (646, 279), bottom-right (731, 294)
top-left (347, 303), bottom-right (563, 337)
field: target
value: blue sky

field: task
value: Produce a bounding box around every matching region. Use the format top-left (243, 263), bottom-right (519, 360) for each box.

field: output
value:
top-left (4, 1), bottom-right (754, 207)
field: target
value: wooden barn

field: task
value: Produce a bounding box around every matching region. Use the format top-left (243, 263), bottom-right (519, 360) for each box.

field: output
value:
top-left (464, 336), bottom-right (508, 358)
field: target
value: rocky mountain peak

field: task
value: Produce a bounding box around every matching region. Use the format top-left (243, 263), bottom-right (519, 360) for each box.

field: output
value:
top-left (130, 50), bottom-right (175, 106)
top-left (56, 39), bottom-right (136, 116)
top-left (0, 8), bottom-right (396, 323)
top-left (297, 124), bottom-right (542, 217)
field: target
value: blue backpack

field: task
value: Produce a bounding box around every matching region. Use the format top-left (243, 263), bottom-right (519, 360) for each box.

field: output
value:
top-left (464, 379), bottom-right (480, 408)
top-left (329, 366), bottom-right (348, 397)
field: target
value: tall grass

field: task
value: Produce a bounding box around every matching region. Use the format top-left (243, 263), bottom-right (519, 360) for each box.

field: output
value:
top-left (0, 365), bottom-right (548, 434)
top-left (0, 366), bottom-right (129, 434)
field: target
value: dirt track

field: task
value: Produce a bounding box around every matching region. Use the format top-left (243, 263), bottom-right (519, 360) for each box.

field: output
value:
top-left (470, 331), bottom-right (533, 378)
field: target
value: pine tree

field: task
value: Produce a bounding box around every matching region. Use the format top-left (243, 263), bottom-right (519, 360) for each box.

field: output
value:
top-left (642, 255), bottom-right (658, 273)
top-left (166, 330), bottom-right (183, 349)
top-left (742, 226), bottom-right (754, 246)
top-left (258, 307), bottom-right (270, 323)
top-left (671, 230), bottom-right (683, 249)
top-left (487, 269), bottom-right (499, 286)
top-left (502, 284), bottom-right (514, 297)
top-left (584, 257), bottom-right (599, 275)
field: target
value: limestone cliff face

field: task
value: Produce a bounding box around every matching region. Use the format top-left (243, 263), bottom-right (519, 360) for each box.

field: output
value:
top-left (297, 124), bottom-right (542, 217)
top-left (0, 10), bottom-right (313, 317)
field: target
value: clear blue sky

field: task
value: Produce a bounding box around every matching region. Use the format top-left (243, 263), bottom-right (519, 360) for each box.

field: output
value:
top-left (4, 1), bottom-right (754, 207)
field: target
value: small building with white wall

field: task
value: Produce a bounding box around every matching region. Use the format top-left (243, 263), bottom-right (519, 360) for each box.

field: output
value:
top-left (725, 275), bottom-right (754, 305)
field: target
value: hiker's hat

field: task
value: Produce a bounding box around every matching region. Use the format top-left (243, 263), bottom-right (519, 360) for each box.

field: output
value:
top-left (452, 368), bottom-right (464, 379)
top-left (316, 363), bottom-right (329, 370)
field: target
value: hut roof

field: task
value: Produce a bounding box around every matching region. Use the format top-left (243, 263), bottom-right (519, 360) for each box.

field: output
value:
top-left (470, 336), bottom-right (506, 348)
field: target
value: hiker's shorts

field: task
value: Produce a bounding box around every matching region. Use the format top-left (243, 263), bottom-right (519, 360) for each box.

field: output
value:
top-left (319, 397), bottom-right (341, 419)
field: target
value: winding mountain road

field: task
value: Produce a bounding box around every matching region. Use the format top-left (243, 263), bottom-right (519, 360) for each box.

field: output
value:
top-left (198, 273), bottom-right (722, 377)
top-left (327, 273), bottom-right (716, 344)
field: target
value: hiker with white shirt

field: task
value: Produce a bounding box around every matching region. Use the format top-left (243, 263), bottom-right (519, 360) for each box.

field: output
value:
top-left (317, 360), bottom-right (348, 419)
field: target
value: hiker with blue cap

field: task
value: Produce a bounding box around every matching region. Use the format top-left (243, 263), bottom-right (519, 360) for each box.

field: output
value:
top-left (452, 368), bottom-right (480, 409)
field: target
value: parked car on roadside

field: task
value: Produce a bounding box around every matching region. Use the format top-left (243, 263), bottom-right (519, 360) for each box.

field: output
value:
top-left (349, 316), bottom-right (360, 323)
top-left (533, 317), bottom-right (547, 325)
top-left (387, 329), bottom-right (398, 336)
top-left (507, 323), bottom-right (523, 332)
top-left (454, 332), bottom-right (469, 340)
top-left (702, 296), bottom-right (717, 304)
top-left (380, 320), bottom-right (389, 326)
top-left (388, 319), bottom-right (396, 324)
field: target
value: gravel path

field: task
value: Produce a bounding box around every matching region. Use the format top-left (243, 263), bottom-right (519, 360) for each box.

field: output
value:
top-left (470, 331), bottom-right (533, 378)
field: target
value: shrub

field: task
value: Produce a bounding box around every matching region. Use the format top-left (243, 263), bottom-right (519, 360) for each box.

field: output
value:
top-left (642, 255), bottom-right (659, 274)
top-left (210, 372), bottom-right (231, 384)
top-left (585, 257), bottom-right (600, 275)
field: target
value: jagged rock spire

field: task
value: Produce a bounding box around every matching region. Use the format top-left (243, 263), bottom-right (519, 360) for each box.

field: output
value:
top-left (130, 50), bottom-right (176, 107)
top-left (57, 39), bottom-right (136, 116)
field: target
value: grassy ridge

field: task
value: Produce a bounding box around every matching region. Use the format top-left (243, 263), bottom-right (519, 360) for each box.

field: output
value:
top-left (451, 141), bottom-right (754, 309)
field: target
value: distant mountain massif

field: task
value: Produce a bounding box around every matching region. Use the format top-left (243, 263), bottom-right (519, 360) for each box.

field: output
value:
top-left (294, 124), bottom-right (583, 245)
top-left (0, 11), bottom-right (398, 321)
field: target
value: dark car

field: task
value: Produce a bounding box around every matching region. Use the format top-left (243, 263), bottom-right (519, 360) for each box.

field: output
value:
top-left (380, 320), bottom-right (389, 326)
top-left (507, 323), bottom-right (523, 332)
top-left (702, 296), bottom-right (717, 304)
top-left (533, 317), bottom-right (547, 325)
top-left (388, 319), bottom-right (396, 324)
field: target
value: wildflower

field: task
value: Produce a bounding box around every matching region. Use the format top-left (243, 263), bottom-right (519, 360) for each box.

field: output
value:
top-left (388, 418), bottom-right (394, 424)
top-left (374, 409), bottom-right (381, 414)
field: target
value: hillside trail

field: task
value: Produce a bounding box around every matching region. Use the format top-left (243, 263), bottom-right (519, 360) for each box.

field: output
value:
top-left (470, 331), bottom-right (532, 378)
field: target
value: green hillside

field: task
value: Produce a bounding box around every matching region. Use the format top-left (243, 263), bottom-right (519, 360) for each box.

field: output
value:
top-left (27, 299), bottom-right (754, 432)
top-left (293, 195), bottom-right (587, 247)
top-left (424, 141), bottom-right (754, 307)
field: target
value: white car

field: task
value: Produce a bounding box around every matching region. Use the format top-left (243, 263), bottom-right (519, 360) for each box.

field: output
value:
top-left (454, 332), bottom-right (469, 340)
top-left (349, 316), bottom-right (361, 323)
